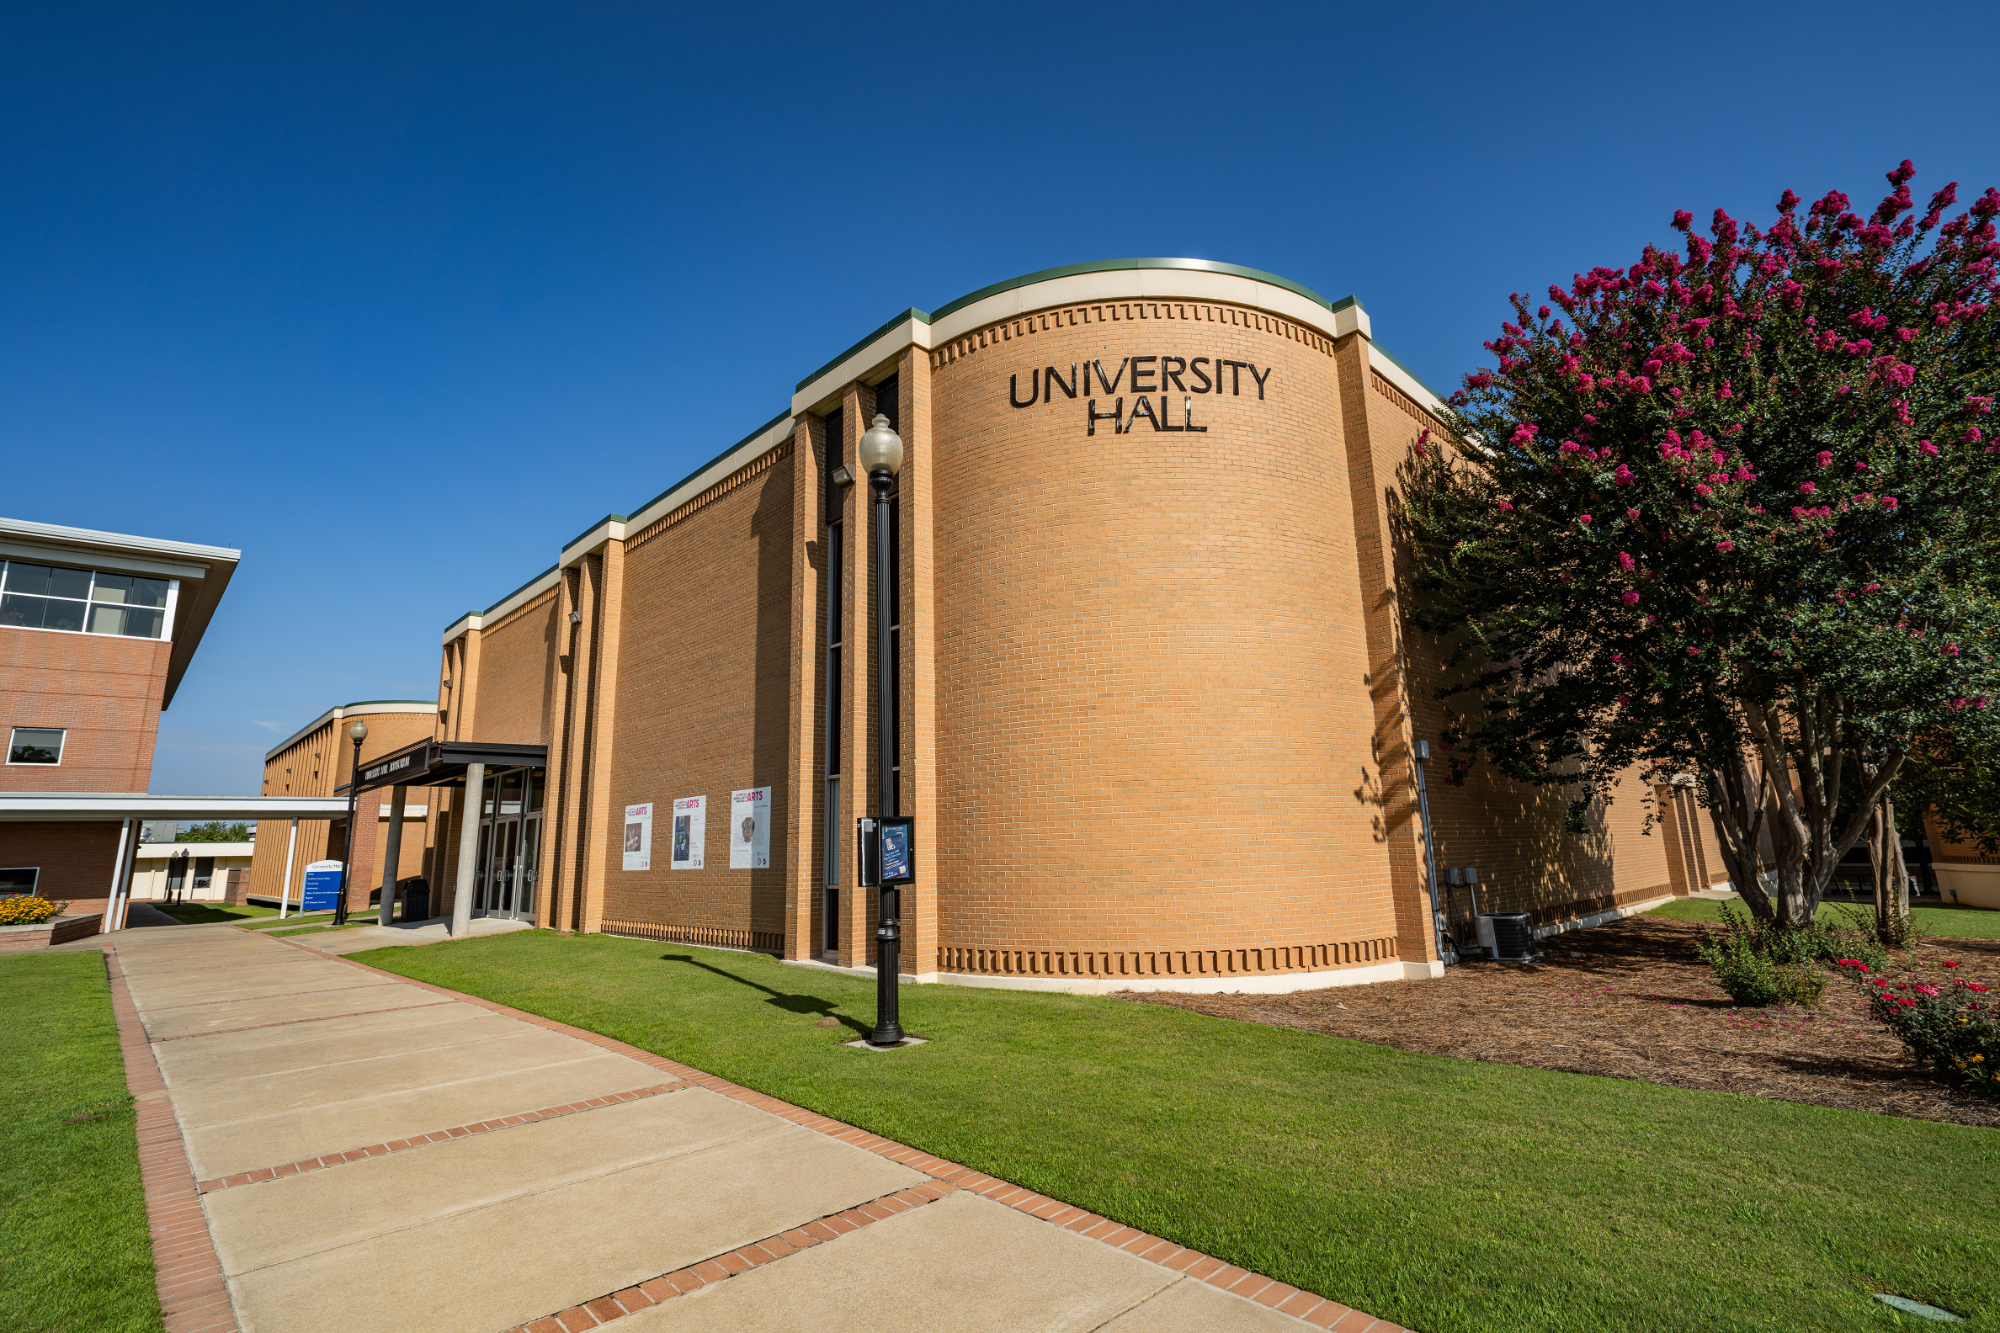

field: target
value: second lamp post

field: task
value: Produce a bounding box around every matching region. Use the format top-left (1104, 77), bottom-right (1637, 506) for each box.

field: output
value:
top-left (334, 719), bottom-right (368, 925)
top-left (856, 412), bottom-right (905, 1046)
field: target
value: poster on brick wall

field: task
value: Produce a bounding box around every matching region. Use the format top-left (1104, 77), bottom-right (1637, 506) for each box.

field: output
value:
top-left (730, 787), bottom-right (771, 869)
top-left (671, 794), bottom-right (706, 870)
top-left (622, 803), bottom-right (652, 872)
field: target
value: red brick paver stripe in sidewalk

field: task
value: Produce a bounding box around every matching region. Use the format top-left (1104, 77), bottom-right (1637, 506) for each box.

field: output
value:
top-left (103, 947), bottom-right (241, 1333)
top-left (500, 1181), bottom-right (961, 1333)
top-left (196, 1083), bottom-right (687, 1192)
top-left (273, 933), bottom-right (1417, 1333)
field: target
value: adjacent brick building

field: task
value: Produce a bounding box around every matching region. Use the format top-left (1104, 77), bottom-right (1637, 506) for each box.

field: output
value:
top-left (361, 260), bottom-right (1730, 991)
top-left (0, 518), bottom-right (238, 909)
top-left (246, 701), bottom-right (440, 914)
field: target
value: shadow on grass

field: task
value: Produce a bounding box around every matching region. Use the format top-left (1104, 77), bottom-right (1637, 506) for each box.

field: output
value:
top-left (659, 953), bottom-right (870, 1035)
top-left (157, 904), bottom-right (267, 925)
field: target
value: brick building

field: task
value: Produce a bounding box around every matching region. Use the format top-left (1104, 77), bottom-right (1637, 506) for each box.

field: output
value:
top-left (246, 700), bottom-right (439, 914)
top-left (358, 260), bottom-right (1730, 991)
top-left (0, 517), bottom-right (346, 923)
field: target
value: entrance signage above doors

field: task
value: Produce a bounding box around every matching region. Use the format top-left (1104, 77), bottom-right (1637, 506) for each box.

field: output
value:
top-left (1008, 355), bottom-right (1274, 436)
top-left (301, 860), bottom-right (343, 912)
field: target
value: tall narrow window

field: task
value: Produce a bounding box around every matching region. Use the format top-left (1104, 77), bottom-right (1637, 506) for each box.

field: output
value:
top-left (873, 376), bottom-right (901, 816)
top-left (822, 408), bottom-right (845, 952)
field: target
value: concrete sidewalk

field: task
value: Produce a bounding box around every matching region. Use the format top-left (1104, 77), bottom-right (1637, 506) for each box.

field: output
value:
top-left (106, 922), bottom-right (1406, 1333)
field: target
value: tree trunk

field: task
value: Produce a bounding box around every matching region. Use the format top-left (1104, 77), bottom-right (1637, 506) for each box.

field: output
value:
top-left (1869, 791), bottom-right (1911, 944)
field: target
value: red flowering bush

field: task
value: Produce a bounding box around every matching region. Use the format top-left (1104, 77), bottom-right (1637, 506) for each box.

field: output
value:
top-left (1837, 960), bottom-right (1998, 1089)
top-left (1401, 161), bottom-right (2000, 927)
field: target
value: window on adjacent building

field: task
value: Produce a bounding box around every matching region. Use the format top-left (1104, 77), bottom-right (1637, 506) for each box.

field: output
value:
top-left (0, 562), bottom-right (171, 639)
top-left (7, 728), bottom-right (65, 765)
top-left (0, 867), bottom-right (38, 894)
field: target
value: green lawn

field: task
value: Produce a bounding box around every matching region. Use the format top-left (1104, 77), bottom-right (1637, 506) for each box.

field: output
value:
top-left (356, 931), bottom-right (1999, 1333)
top-left (1649, 896), bottom-right (2000, 939)
top-left (0, 953), bottom-right (160, 1333)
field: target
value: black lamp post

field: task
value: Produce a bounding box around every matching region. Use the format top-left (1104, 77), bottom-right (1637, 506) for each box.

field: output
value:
top-left (335, 719), bottom-right (368, 925)
top-left (857, 411), bottom-right (905, 1046)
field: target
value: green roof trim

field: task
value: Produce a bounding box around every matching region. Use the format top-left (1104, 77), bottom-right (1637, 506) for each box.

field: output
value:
top-left (795, 310), bottom-right (931, 395)
top-left (441, 564), bottom-right (560, 633)
top-left (928, 258), bottom-right (1350, 323)
top-left (792, 261), bottom-right (1361, 394)
top-left (337, 699), bottom-right (438, 709)
top-left (561, 514), bottom-right (630, 555)
top-left (1371, 341), bottom-right (1451, 405)
top-left (620, 409), bottom-right (795, 526)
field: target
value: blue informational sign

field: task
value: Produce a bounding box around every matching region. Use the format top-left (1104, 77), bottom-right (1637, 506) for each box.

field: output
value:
top-left (878, 818), bottom-right (914, 886)
top-left (301, 860), bottom-right (345, 913)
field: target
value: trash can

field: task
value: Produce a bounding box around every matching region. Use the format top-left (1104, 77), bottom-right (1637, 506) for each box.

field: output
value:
top-left (399, 877), bottom-right (430, 922)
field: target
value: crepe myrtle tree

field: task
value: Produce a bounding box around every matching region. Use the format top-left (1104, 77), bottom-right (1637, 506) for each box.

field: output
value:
top-left (1399, 161), bottom-right (2000, 929)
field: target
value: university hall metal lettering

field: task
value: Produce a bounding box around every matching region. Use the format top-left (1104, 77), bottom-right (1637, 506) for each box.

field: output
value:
top-left (1007, 351), bottom-right (1268, 434)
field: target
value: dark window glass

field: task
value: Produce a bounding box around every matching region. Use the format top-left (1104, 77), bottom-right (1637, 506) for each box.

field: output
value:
top-left (43, 598), bottom-right (85, 633)
top-left (0, 564), bottom-right (166, 637)
top-left (872, 374), bottom-right (898, 431)
top-left (0, 594), bottom-right (50, 628)
top-left (887, 496), bottom-right (900, 629)
top-left (826, 647), bottom-right (841, 776)
top-left (827, 523), bottom-right (843, 646)
top-left (826, 520), bottom-right (842, 779)
top-left (0, 867), bottom-right (38, 893)
top-left (8, 727), bottom-right (64, 765)
top-left (90, 573), bottom-right (168, 607)
top-left (887, 495), bottom-right (901, 816)
top-left (824, 408), bottom-right (844, 521)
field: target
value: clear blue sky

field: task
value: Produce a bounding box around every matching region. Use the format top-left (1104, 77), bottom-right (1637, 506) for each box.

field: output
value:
top-left (4, 1), bottom-right (1994, 794)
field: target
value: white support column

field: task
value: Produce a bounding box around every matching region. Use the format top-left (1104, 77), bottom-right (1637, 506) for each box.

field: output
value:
top-left (105, 819), bottom-right (132, 931)
top-left (279, 817), bottom-right (299, 919)
top-left (451, 764), bottom-right (485, 937)
top-left (378, 785), bottom-right (408, 926)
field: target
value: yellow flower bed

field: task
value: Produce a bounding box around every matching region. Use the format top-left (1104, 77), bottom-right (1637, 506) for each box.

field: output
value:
top-left (0, 896), bottom-right (67, 926)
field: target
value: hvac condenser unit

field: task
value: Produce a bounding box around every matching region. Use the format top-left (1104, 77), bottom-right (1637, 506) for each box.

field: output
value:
top-left (1476, 912), bottom-right (1537, 962)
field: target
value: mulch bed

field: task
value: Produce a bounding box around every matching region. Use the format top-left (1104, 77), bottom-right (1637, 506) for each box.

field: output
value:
top-left (1118, 914), bottom-right (2000, 1130)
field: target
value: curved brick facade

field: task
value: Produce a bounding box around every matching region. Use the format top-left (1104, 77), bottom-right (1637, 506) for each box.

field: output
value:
top-left (399, 260), bottom-right (1723, 994)
top-left (928, 301), bottom-right (1398, 977)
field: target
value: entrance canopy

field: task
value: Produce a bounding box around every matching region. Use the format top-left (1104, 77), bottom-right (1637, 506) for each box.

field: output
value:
top-left (0, 793), bottom-right (350, 822)
top-left (348, 739), bottom-right (548, 796)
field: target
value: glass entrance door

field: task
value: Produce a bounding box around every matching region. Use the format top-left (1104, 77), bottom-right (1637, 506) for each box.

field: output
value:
top-left (472, 767), bottom-right (542, 922)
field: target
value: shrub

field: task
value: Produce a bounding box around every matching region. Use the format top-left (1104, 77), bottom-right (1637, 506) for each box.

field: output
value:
top-left (1774, 963), bottom-right (1827, 1007)
top-left (1839, 962), bottom-right (1999, 1090)
top-left (1697, 926), bottom-right (1781, 1006)
top-left (1698, 905), bottom-right (1848, 1006)
top-left (0, 895), bottom-right (67, 926)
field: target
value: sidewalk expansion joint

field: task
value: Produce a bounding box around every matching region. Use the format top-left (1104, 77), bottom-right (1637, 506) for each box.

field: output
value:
top-left (196, 1083), bottom-right (689, 1192)
top-left (151, 998), bottom-right (459, 1041)
top-left (138, 980), bottom-right (399, 1012)
top-left (500, 1181), bottom-right (962, 1333)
